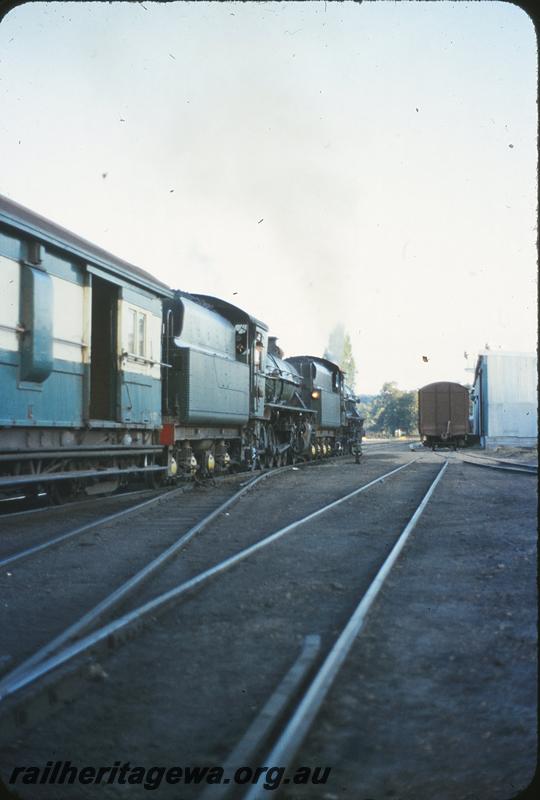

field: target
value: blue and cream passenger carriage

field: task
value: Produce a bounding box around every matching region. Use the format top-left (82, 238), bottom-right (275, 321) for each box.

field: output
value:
top-left (0, 194), bottom-right (170, 498)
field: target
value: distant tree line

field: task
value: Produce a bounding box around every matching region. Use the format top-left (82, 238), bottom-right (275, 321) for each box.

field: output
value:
top-left (358, 382), bottom-right (418, 435)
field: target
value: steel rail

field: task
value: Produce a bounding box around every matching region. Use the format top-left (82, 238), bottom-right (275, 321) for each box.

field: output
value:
top-left (430, 449), bottom-right (537, 475)
top-left (362, 440), bottom-right (420, 455)
top-left (0, 486), bottom-right (166, 520)
top-left (362, 438), bottom-right (420, 445)
top-left (0, 467), bottom-right (286, 692)
top-left (459, 451), bottom-right (534, 466)
top-left (0, 459), bottom-right (418, 704)
top-left (0, 488), bottom-right (181, 569)
top-left (241, 459), bottom-right (449, 800)
top-left (199, 636), bottom-right (321, 800)
top-left (449, 449), bottom-right (537, 469)
top-left (0, 453), bottom-right (351, 573)
top-left (458, 454), bottom-right (537, 474)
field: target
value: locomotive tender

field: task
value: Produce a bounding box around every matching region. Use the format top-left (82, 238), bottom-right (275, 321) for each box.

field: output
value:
top-left (0, 194), bottom-right (363, 498)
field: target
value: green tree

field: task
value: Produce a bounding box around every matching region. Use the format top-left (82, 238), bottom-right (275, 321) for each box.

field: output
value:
top-left (356, 399), bottom-right (375, 429)
top-left (341, 333), bottom-right (356, 388)
top-left (324, 324), bottom-right (357, 387)
top-left (370, 382), bottom-right (418, 434)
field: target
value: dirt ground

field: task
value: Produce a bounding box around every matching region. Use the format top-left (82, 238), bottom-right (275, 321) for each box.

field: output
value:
top-left (480, 445), bottom-right (537, 465)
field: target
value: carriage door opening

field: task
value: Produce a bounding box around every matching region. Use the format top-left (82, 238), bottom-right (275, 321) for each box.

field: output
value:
top-left (90, 276), bottom-right (118, 420)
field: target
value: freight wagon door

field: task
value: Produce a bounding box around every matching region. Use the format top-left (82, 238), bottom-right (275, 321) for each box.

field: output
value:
top-left (89, 276), bottom-right (118, 420)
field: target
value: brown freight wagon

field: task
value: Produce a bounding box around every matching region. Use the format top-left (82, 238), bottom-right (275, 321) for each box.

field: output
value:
top-left (418, 382), bottom-right (471, 449)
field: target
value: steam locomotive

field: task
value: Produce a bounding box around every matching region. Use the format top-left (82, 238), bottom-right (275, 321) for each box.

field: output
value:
top-left (0, 194), bottom-right (363, 499)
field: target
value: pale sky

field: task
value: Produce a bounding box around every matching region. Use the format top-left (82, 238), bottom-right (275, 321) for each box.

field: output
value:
top-left (0, 0), bottom-right (537, 393)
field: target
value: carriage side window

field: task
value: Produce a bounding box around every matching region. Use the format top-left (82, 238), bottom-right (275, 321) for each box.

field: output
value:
top-left (138, 312), bottom-right (146, 355)
top-left (128, 308), bottom-right (147, 356)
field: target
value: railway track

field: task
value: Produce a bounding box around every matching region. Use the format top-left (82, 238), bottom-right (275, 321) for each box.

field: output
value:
top-left (0, 451), bottom-right (439, 755)
top-left (0, 465), bottom-right (300, 689)
top-left (0, 454), bottom-right (361, 685)
top-left (0, 484), bottom-right (166, 525)
top-left (0, 483), bottom-right (170, 519)
top-left (456, 451), bottom-right (537, 474)
top-left (426, 448), bottom-right (537, 475)
top-left (362, 438), bottom-right (419, 449)
top-left (1, 443), bottom-right (530, 800)
top-left (0, 487), bottom-right (179, 568)
top-left (202, 460), bottom-right (448, 800)
top-left (0, 454), bottom-right (355, 568)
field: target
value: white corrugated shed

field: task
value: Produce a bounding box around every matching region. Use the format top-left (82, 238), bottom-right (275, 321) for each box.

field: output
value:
top-left (473, 352), bottom-right (537, 448)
